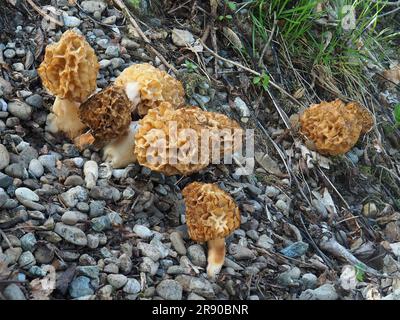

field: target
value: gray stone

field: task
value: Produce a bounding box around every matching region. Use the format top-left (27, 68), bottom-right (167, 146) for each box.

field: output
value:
top-left (265, 186), bottom-right (280, 197)
top-left (139, 257), bottom-right (159, 275)
top-left (19, 199), bottom-right (45, 211)
top-left (383, 289), bottom-right (400, 300)
top-left (105, 46), bottom-right (120, 58)
top-left (64, 175), bottom-right (84, 187)
top-left (20, 233), bottom-right (37, 251)
top-left (99, 59), bottom-right (111, 69)
top-left (61, 211), bottom-right (84, 225)
top-left (313, 284), bottom-right (338, 300)
top-left (280, 241), bottom-right (309, 258)
top-left (7, 101), bottom-right (32, 120)
top-left (12, 63), bottom-right (24, 72)
top-left (18, 251), bottom-right (36, 269)
top-left (110, 58), bottom-right (124, 69)
top-left (167, 266), bottom-right (191, 275)
top-left (3, 284), bottom-right (26, 300)
top-left (156, 279), bottom-right (183, 300)
top-left (276, 199), bottom-right (290, 214)
top-left (63, 15), bottom-right (82, 27)
top-left (187, 244), bottom-right (207, 267)
top-left (170, 232), bottom-right (187, 255)
top-left (87, 234), bottom-right (99, 249)
top-left (4, 247), bottom-right (22, 265)
top-left (5, 163), bottom-right (28, 179)
top-left (89, 200), bottom-right (105, 217)
top-left (69, 276), bottom-right (94, 298)
top-left (228, 244), bottom-right (255, 260)
top-left (187, 293), bottom-right (206, 300)
top-left (28, 159), bottom-right (44, 178)
top-left (38, 154), bottom-right (56, 172)
top-left (118, 253), bottom-right (132, 274)
top-left (0, 144), bottom-right (10, 170)
top-left (107, 274), bottom-right (127, 289)
top-left (0, 172), bottom-right (13, 188)
top-left (91, 215), bottom-right (111, 232)
top-left (25, 94), bottom-right (43, 108)
top-left (123, 278), bottom-right (141, 294)
top-left (277, 267), bottom-right (301, 287)
top-left (121, 38), bottom-right (140, 49)
top-left (96, 38), bottom-right (109, 49)
top-left (3, 49), bottom-right (16, 59)
top-left (15, 187), bottom-right (39, 202)
top-left (188, 277), bottom-right (214, 299)
top-left (81, 1), bottom-right (107, 13)
top-left (104, 263), bottom-right (119, 274)
top-left (19, 146), bottom-right (38, 167)
top-left (76, 266), bottom-right (99, 279)
top-left (60, 186), bottom-right (88, 208)
top-left (0, 188), bottom-right (9, 208)
top-left (233, 97), bottom-right (251, 120)
top-left (256, 235), bottom-right (274, 250)
top-left (29, 265), bottom-right (47, 277)
top-left (54, 223), bottom-right (88, 246)
top-left (301, 273), bottom-right (318, 290)
top-left (137, 242), bottom-right (161, 261)
top-left (133, 224), bottom-right (153, 239)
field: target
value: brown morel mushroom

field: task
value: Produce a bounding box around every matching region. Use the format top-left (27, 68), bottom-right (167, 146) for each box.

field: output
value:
top-left (299, 99), bottom-right (373, 156)
top-left (38, 30), bottom-right (99, 139)
top-left (114, 63), bottom-right (185, 117)
top-left (134, 103), bottom-right (243, 175)
top-left (74, 84), bottom-right (140, 168)
top-left (182, 182), bottom-right (241, 278)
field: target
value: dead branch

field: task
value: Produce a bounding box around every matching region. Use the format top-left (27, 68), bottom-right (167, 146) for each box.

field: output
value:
top-left (319, 235), bottom-right (382, 277)
top-left (112, 0), bottom-right (178, 74)
top-left (25, 0), bottom-right (64, 27)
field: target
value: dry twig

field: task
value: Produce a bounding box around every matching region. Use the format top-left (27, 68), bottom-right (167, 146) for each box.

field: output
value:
top-left (25, 0), bottom-right (64, 27)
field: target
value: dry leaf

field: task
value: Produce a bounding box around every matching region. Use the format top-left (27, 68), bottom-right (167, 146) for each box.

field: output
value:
top-left (30, 265), bottom-right (56, 300)
top-left (255, 152), bottom-right (283, 176)
top-left (382, 63), bottom-right (400, 85)
top-left (210, 0), bottom-right (219, 14)
top-left (339, 265), bottom-right (357, 291)
top-left (312, 188), bottom-right (337, 215)
top-left (34, 28), bottom-right (45, 59)
top-left (223, 27), bottom-right (243, 50)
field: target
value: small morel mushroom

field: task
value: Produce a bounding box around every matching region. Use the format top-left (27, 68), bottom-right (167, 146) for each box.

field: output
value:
top-left (299, 99), bottom-right (373, 156)
top-left (114, 63), bottom-right (185, 117)
top-left (182, 182), bottom-right (241, 278)
top-left (134, 102), bottom-right (243, 175)
top-left (38, 30), bottom-right (99, 139)
top-left (75, 84), bottom-right (140, 168)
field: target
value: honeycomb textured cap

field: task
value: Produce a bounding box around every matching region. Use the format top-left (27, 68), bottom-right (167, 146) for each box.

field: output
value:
top-left (182, 182), bottom-right (240, 242)
top-left (345, 101), bottom-right (374, 134)
top-left (299, 99), bottom-right (372, 156)
top-left (38, 30), bottom-right (99, 102)
top-left (79, 85), bottom-right (132, 142)
top-left (115, 63), bottom-right (185, 116)
top-left (134, 103), bottom-right (243, 176)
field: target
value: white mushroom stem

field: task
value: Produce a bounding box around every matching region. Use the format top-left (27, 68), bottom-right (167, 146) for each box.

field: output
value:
top-left (206, 238), bottom-right (226, 278)
top-left (46, 97), bottom-right (86, 139)
top-left (102, 121), bottom-right (139, 168)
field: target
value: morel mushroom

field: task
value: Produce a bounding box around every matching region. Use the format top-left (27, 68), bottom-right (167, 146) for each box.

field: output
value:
top-left (38, 30), bottom-right (99, 139)
top-left (134, 103), bottom-right (243, 175)
top-left (299, 99), bottom-right (373, 156)
top-left (114, 63), bottom-right (185, 117)
top-left (74, 84), bottom-right (140, 168)
top-left (182, 182), bottom-right (241, 278)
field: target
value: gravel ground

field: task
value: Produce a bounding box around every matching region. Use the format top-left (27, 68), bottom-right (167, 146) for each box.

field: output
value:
top-left (0, 0), bottom-right (400, 300)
